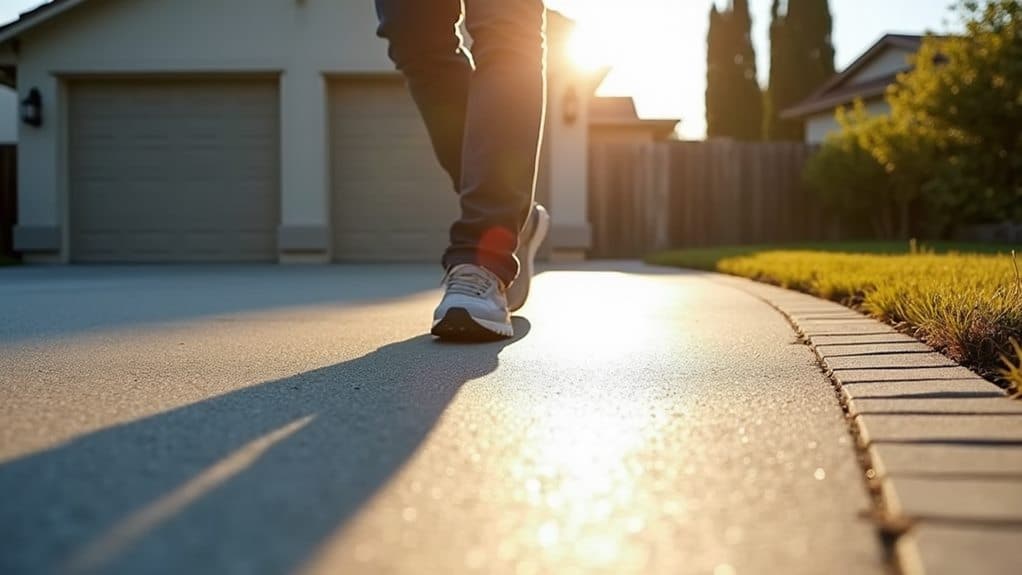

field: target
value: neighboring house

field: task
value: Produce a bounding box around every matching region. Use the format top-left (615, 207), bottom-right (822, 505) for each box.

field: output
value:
top-left (0, 0), bottom-right (603, 263)
top-left (782, 34), bottom-right (924, 144)
top-left (588, 96), bottom-right (679, 146)
top-left (0, 86), bottom-right (15, 143)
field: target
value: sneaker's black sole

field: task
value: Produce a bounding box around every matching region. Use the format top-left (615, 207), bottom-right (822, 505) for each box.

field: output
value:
top-left (431, 308), bottom-right (511, 342)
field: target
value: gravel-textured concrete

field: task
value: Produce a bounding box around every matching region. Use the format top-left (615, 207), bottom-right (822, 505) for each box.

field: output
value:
top-left (0, 264), bottom-right (883, 575)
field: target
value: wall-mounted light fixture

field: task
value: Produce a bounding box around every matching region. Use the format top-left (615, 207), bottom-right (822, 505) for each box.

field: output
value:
top-left (21, 88), bottom-right (42, 127)
top-left (562, 84), bottom-right (579, 125)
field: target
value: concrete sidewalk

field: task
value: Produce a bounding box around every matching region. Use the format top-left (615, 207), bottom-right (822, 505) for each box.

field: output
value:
top-left (0, 263), bottom-right (883, 574)
top-left (719, 276), bottom-right (1022, 575)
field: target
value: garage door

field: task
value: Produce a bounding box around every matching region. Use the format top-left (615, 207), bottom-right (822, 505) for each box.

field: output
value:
top-left (69, 78), bottom-right (280, 262)
top-left (329, 79), bottom-right (458, 262)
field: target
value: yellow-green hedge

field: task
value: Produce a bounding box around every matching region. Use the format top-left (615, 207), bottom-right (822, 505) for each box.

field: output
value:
top-left (651, 246), bottom-right (1021, 392)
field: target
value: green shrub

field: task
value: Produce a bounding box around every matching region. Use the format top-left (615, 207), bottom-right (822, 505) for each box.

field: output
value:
top-left (806, 0), bottom-right (1022, 236)
top-left (803, 111), bottom-right (883, 235)
top-left (805, 104), bottom-right (937, 239)
top-left (888, 0), bottom-right (1022, 226)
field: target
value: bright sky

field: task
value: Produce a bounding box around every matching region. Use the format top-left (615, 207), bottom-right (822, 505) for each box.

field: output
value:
top-left (552, 0), bottom-right (956, 138)
top-left (2, 0), bottom-right (956, 139)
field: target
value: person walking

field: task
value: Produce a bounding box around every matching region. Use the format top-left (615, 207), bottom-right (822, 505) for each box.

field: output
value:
top-left (374, 0), bottom-right (550, 341)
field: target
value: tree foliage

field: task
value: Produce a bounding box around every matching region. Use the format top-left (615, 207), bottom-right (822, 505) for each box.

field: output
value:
top-left (806, 0), bottom-right (1022, 237)
top-left (706, 0), bottom-right (764, 141)
top-left (807, 103), bottom-right (943, 239)
top-left (887, 0), bottom-right (1022, 225)
top-left (804, 107), bottom-right (888, 236)
top-left (766, 0), bottom-right (836, 140)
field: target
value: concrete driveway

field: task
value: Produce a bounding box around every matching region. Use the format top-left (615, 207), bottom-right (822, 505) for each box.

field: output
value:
top-left (0, 263), bottom-right (884, 574)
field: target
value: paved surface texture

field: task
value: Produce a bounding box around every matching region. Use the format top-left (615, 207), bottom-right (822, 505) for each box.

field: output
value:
top-left (720, 275), bottom-right (1022, 575)
top-left (0, 264), bottom-right (883, 575)
top-left (899, 525), bottom-right (1022, 575)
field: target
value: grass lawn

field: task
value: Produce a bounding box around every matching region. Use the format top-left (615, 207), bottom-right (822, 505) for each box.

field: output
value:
top-left (647, 241), bottom-right (1022, 392)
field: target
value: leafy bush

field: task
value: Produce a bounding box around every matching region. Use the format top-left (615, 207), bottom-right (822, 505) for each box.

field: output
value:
top-left (805, 105), bottom-right (934, 239)
top-left (803, 109), bottom-right (880, 233)
top-left (805, 0), bottom-right (1022, 236)
top-left (889, 0), bottom-right (1022, 225)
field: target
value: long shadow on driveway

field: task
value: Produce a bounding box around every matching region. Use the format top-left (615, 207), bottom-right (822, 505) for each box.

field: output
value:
top-left (0, 319), bottom-right (530, 574)
top-left (0, 265), bottom-right (446, 343)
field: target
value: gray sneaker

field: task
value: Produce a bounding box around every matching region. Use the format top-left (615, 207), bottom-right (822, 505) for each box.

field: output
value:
top-left (507, 203), bottom-right (551, 312)
top-left (431, 264), bottom-right (513, 340)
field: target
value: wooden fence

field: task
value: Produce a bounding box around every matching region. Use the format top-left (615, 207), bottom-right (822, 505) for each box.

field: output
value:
top-left (0, 145), bottom-right (14, 260)
top-left (587, 142), bottom-right (671, 258)
top-left (588, 140), bottom-right (843, 258)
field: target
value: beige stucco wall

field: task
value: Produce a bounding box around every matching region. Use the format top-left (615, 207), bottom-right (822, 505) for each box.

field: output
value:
top-left (12, 0), bottom-right (590, 261)
top-left (805, 98), bottom-right (890, 144)
top-left (546, 74), bottom-right (593, 255)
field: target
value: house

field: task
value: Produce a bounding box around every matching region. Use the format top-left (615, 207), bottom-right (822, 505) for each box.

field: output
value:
top-left (0, 1), bottom-right (603, 263)
top-left (0, 86), bottom-right (14, 143)
top-left (588, 96), bottom-right (679, 146)
top-left (782, 34), bottom-right (924, 143)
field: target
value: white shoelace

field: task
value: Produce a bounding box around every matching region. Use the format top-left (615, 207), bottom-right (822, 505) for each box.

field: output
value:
top-left (444, 267), bottom-right (496, 297)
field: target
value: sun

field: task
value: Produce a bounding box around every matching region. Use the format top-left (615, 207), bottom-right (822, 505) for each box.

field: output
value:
top-left (562, 6), bottom-right (664, 80)
top-left (556, 0), bottom-right (695, 133)
top-left (567, 22), bottom-right (614, 72)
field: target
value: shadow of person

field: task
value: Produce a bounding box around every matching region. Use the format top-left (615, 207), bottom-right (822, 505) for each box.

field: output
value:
top-left (0, 318), bottom-right (531, 574)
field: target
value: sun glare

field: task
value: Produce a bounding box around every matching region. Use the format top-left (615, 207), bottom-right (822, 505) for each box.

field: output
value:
top-left (565, 8), bottom-right (635, 74)
top-left (567, 25), bottom-right (613, 72)
top-left (553, 0), bottom-right (699, 135)
top-left (560, 2), bottom-right (692, 119)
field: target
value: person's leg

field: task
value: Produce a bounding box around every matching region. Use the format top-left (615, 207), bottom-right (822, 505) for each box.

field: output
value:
top-left (445, 0), bottom-right (547, 287)
top-left (376, 0), bottom-right (547, 339)
top-left (374, 0), bottom-right (471, 190)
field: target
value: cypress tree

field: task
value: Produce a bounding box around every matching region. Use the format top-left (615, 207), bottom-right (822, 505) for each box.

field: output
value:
top-left (794, 0), bottom-right (837, 93)
top-left (765, 0), bottom-right (836, 140)
top-left (765, 0), bottom-right (788, 140)
top-left (706, 4), bottom-right (725, 137)
top-left (706, 0), bottom-right (764, 141)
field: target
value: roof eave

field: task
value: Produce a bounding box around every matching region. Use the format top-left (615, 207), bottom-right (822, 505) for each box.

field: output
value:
top-left (590, 119), bottom-right (680, 131)
top-left (795, 33), bottom-right (921, 109)
top-left (781, 90), bottom-right (887, 120)
top-left (0, 0), bottom-right (89, 46)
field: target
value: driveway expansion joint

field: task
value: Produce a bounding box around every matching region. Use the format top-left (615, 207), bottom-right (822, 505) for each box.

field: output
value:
top-left (713, 274), bottom-right (1022, 575)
